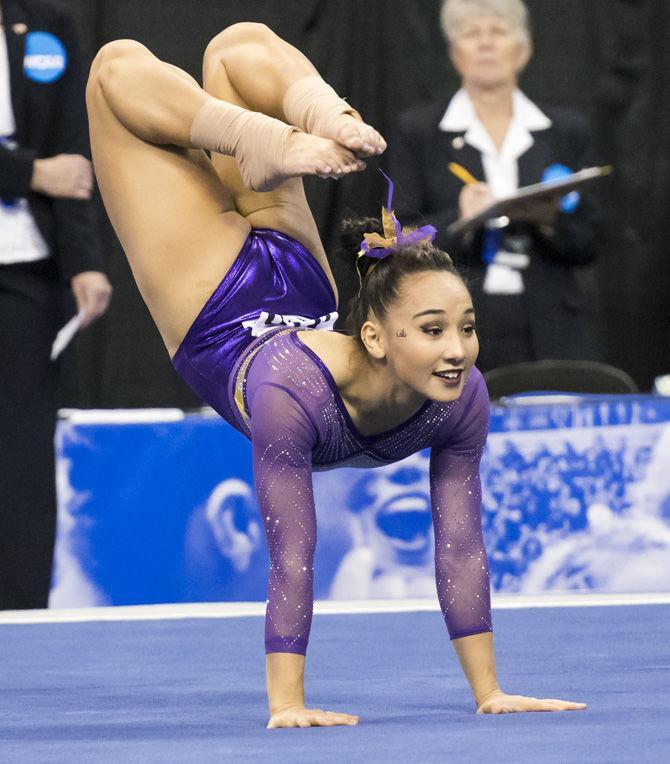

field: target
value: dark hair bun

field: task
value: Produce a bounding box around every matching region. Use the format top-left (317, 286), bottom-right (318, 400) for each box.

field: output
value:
top-left (337, 215), bottom-right (465, 344)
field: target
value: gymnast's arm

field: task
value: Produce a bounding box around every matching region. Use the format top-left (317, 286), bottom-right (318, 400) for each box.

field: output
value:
top-left (430, 372), bottom-right (587, 713)
top-left (429, 373), bottom-right (498, 706)
top-left (248, 381), bottom-right (359, 728)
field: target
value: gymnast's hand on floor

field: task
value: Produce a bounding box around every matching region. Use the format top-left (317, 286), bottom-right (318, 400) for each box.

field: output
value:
top-left (266, 704), bottom-right (359, 729)
top-left (476, 689), bottom-right (587, 714)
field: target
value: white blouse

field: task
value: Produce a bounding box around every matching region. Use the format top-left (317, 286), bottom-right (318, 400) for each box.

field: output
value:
top-left (0, 22), bottom-right (50, 265)
top-left (439, 89), bottom-right (552, 294)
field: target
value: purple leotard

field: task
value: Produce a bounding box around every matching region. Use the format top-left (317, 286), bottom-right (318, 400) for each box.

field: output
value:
top-left (173, 228), bottom-right (492, 654)
top-left (172, 228), bottom-right (338, 429)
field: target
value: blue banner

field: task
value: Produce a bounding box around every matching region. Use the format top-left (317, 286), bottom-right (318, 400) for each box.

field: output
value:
top-left (52, 396), bottom-right (670, 607)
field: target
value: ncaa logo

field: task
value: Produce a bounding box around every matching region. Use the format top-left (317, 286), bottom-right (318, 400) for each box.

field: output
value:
top-left (24, 31), bottom-right (68, 83)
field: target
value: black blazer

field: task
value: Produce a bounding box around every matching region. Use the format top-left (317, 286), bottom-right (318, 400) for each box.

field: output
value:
top-left (0, 0), bottom-right (102, 283)
top-left (389, 98), bottom-right (603, 361)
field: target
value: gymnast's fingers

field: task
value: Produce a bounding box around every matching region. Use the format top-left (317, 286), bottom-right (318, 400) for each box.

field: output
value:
top-left (324, 710), bottom-right (359, 725)
top-left (542, 698), bottom-right (588, 710)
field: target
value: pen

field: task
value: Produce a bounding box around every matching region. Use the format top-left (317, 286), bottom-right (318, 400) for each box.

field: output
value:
top-left (448, 162), bottom-right (479, 186)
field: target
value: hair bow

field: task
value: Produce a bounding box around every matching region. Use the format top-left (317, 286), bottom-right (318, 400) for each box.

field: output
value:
top-left (357, 171), bottom-right (437, 262)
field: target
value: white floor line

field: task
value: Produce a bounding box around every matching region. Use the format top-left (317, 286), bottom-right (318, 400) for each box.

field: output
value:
top-left (0, 591), bottom-right (668, 626)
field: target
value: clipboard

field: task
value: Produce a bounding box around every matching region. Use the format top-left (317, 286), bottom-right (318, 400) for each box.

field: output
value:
top-left (447, 165), bottom-right (612, 237)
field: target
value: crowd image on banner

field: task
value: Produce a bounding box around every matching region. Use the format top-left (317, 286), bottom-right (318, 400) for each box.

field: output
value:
top-left (50, 400), bottom-right (670, 607)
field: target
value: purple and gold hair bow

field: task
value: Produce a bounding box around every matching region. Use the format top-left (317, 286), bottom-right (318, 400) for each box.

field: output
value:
top-left (357, 171), bottom-right (437, 263)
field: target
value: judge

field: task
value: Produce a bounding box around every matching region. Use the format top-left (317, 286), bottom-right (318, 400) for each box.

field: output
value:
top-left (390, 0), bottom-right (602, 371)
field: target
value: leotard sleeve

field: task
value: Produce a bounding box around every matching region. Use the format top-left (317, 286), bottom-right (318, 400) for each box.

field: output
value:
top-left (430, 369), bottom-right (493, 640)
top-left (247, 379), bottom-right (319, 655)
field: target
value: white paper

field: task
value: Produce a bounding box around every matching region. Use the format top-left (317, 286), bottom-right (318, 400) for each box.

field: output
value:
top-left (51, 312), bottom-right (84, 361)
top-left (483, 263), bottom-right (525, 295)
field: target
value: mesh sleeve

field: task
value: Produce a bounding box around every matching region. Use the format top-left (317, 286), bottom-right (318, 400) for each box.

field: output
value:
top-left (430, 371), bottom-right (493, 640)
top-left (248, 381), bottom-right (318, 655)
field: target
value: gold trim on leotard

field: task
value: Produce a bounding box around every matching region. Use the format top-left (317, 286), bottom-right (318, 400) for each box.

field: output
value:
top-left (233, 328), bottom-right (297, 429)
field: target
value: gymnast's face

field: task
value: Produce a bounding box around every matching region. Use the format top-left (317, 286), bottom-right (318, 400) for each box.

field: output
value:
top-left (374, 271), bottom-right (479, 403)
top-left (449, 15), bottom-right (530, 89)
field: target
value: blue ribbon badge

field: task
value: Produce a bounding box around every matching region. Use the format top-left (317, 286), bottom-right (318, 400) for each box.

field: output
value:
top-left (23, 31), bottom-right (68, 83)
top-left (542, 163), bottom-right (580, 213)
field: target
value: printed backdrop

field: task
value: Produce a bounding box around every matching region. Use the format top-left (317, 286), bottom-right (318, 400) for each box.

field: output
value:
top-left (51, 396), bottom-right (670, 607)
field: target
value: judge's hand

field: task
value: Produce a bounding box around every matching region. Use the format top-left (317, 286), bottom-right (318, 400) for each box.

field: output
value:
top-left (476, 689), bottom-right (587, 714)
top-left (71, 271), bottom-right (113, 327)
top-left (459, 182), bottom-right (495, 219)
top-left (507, 195), bottom-right (561, 227)
top-left (31, 154), bottom-right (93, 199)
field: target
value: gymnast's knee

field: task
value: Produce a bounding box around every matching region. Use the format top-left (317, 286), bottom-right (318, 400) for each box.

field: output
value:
top-left (203, 22), bottom-right (278, 67)
top-left (87, 39), bottom-right (151, 98)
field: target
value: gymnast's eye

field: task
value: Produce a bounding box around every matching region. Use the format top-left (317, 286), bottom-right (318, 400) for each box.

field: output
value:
top-left (421, 325), bottom-right (443, 336)
top-left (462, 323), bottom-right (476, 335)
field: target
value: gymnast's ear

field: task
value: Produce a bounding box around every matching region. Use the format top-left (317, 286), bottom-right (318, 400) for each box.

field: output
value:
top-left (360, 316), bottom-right (387, 359)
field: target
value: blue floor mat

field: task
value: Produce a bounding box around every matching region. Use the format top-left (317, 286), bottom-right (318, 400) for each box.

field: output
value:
top-left (1, 605), bottom-right (668, 763)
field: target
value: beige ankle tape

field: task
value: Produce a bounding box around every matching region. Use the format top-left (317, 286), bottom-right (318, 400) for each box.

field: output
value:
top-left (282, 75), bottom-right (359, 136)
top-left (190, 98), bottom-right (296, 192)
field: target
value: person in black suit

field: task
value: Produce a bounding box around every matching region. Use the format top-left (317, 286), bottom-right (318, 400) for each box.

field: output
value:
top-left (0, 0), bottom-right (112, 609)
top-left (389, 0), bottom-right (602, 372)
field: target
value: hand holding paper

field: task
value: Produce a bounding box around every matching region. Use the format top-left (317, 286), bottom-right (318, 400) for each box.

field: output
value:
top-left (70, 270), bottom-right (113, 327)
top-left (50, 312), bottom-right (85, 361)
top-left (50, 272), bottom-right (113, 360)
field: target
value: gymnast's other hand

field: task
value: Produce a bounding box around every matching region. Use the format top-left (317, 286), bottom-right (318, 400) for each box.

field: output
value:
top-left (476, 689), bottom-right (587, 714)
top-left (71, 270), bottom-right (113, 327)
top-left (266, 704), bottom-right (360, 729)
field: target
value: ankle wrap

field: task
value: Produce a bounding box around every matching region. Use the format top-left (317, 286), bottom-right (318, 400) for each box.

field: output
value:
top-left (190, 98), bottom-right (296, 192)
top-left (282, 75), bottom-right (359, 135)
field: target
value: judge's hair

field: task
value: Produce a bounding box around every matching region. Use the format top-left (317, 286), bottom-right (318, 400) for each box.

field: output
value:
top-left (440, 0), bottom-right (531, 45)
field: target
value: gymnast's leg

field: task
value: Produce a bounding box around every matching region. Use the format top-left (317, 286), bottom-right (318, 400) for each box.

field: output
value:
top-left (87, 40), bottom-right (251, 355)
top-left (201, 22), bottom-right (385, 155)
top-left (86, 38), bottom-right (359, 355)
top-left (199, 22), bottom-right (386, 300)
top-left (88, 34), bottom-right (363, 729)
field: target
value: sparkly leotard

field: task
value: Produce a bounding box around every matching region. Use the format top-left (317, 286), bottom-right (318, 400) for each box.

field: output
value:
top-left (173, 228), bottom-right (492, 654)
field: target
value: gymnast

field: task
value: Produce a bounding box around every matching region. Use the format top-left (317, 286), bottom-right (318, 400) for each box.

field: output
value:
top-left (86, 22), bottom-right (586, 728)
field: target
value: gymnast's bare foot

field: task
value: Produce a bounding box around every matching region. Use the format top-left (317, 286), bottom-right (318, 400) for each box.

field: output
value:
top-left (330, 112), bottom-right (387, 158)
top-left (267, 704), bottom-right (360, 729)
top-left (282, 76), bottom-right (386, 159)
top-left (282, 132), bottom-right (366, 183)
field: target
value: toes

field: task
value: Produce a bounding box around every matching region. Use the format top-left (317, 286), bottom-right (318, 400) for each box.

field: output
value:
top-left (336, 121), bottom-right (379, 155)
top-left (344, 132), bottom-right (365, 150)
top-left (331, 149), bottom-right (360, 174)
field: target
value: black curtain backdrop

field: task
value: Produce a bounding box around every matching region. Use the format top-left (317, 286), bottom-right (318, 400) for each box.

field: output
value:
top-left (57, 0), bottom-right (670, 407)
